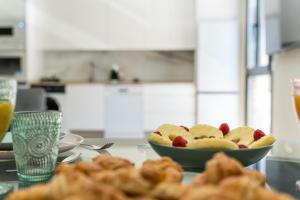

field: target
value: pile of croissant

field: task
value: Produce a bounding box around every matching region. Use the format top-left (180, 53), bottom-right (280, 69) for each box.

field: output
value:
top-left (6, 153), bottom-right (294, 200)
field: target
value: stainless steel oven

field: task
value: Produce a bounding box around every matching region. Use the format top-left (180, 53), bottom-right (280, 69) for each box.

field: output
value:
top-left (0, 50), bottom-right (26, 80)
top-left (0, 19), bottom-right (26, 80)
top-left (0, 19), bottom-right (25, 50)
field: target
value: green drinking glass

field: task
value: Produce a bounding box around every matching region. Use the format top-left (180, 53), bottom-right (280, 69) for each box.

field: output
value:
top-left (11, 111), bottom-right (62, 182)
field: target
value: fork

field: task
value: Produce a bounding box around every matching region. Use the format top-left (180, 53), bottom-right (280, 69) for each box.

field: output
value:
top-left (80, 142), bottom-right (114, 150)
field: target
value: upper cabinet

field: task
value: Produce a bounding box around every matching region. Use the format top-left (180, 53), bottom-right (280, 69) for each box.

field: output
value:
top-left (0, 0), bottom-right (25, 20)
top-left (26, 0), bottom-right (196, 50)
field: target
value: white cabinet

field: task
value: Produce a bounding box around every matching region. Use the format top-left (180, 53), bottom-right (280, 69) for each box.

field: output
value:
top-left (196, 0), bottom-right (239, 20)
top-left (143, 83), bottom-right (195, 132)
top-left (59, 83), bottom-right (195, 134)
top-left (26, 0), bottom-right (110, 50)
top-left (26, 0), bottom-right (196, 50)
top-left (64, 84), bottom-right (104, 131)
top-left (104, 85), bottom-right (144, 138)
top-left (0, 0), bottom-right (25, 19)
top-left (197, 21), bottom-right (240, 92)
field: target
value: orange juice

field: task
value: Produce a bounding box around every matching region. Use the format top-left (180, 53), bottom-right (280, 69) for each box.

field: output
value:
top-left (294, 95), bottom-right (300, 121)
top-left (0, 101), bottom-right (14, 141)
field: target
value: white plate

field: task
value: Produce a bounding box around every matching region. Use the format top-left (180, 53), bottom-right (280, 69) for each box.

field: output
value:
top-left (59, 133), bottom-right (84, 153)
top-left (0, 133), bottom-right (84, 160)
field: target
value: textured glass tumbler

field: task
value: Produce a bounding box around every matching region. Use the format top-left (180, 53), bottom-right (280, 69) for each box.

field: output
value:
top-left (11, 111), bottom-right (62, 182)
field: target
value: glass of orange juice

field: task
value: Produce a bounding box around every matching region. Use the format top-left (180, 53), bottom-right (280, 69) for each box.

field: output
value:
top-left (291, 79), bottom-right (300, 121)
top-left (0, 79), bottom-right (16, 141)
top-left (0, 78), bottom-right (17, 196)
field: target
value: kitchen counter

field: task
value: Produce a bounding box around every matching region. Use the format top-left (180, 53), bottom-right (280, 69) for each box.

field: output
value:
top-left (28, 80), bottom-right (195, 86)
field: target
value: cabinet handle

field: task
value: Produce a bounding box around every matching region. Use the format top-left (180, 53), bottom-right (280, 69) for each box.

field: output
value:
top-left (119, 88), bottom-right (128, 93)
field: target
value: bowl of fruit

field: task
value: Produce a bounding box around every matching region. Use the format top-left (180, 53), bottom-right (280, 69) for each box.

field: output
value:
top-left (148, 123), bottom-right (275, 172)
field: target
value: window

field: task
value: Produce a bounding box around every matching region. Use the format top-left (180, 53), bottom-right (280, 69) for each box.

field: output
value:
top-left (246, 0), bottom-right (271, 133)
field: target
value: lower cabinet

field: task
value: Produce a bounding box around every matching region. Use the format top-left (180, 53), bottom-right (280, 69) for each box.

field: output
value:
top-left (143, 83), bottom-right (196, 132)
top-left (64, 84), bottom-right (105, 132)
top-left (61, 83), bottom-right (195, 135)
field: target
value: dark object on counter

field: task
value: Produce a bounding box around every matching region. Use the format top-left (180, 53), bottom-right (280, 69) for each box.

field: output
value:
top-left (88, 62), bottom-right (96, 83)
top-left (110, 64), bottom-right (120, 82)
top-left (31, 84), bottom-right (65, 93)
top-left (110, 69), bottom-right (119, 81)
top-left (47, 97), bottom-right (60, 111)
top-left (133, 78), bottom-right (140, 83)
top-left (40, 76), bottom-right (60, 82)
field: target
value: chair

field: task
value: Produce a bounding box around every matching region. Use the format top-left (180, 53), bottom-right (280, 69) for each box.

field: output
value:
top-left (15, 88), bottom-right (47, 112)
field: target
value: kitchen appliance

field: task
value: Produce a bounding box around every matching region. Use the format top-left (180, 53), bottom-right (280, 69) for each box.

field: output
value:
top-left (0, 19), bottom-right (26, 80)
top-left (104, 85), bottom-right (144, 138)
top-left (196, 20), bottom-right (240, 127)
top-left (109, 64), bottom-right (120, 83)
top-left (0, 19), bottom-right (25, 50)
top-left (0, 50), bottom-right (25, 80)
top-left (264, 0), bottom-right (300, 54)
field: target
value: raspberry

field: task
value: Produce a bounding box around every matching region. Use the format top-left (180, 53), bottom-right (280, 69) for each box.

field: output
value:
top-left (153, 131), bottom-right (162, 136)
top-left (238, 144), bottom-right (247, 149)
top-left (253, 129), bottom-right (265, 141)
top-left (172, 136), bottom-right (188, 147)
top-left (219, 123), bottom-right (230, 135)
top-left (180, 125), bottom-right (189, 132)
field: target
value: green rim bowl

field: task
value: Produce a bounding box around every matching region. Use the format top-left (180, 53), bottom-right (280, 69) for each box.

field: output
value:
top-left (149, 141), bottom-right (273, 172)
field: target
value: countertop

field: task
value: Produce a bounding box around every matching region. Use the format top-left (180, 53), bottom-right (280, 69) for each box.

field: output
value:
top-left (28, 80), bottom-right (195, 86)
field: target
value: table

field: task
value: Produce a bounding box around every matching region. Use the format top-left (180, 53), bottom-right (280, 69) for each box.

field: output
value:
top-left (1, 138), bottom-right (300, 199)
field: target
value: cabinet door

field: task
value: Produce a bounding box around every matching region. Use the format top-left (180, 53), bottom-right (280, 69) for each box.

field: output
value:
top-left (197, 20), bottom-right (240, 92)
top-left (143, 84), bottom-right (195, 131)
top-left (107, 0), bottom-right (151, 49)
top-left (27, 0), bottom-right (196, 50)
top-left (147, 0), bottom-right (196, 49)
top-left (65, 84), bottom-right (104, 131)
top-left (27, 0), bottom-right (109, 50)
top-left (168, 0), bottom-right (197, 49)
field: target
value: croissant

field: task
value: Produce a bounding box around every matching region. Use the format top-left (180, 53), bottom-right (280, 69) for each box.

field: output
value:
top-left (5, 154), bottom-right (294, 200)
top-left (184, 176), bottom-right (294, 200)
top-left (92, 155), bottom-right (134, 171)
top-left (187, 153), bottom-right (266, 189)
top-left (92, 168), bottom-right (152, 196)
top-left (141, 157), bottom-right (183, 184)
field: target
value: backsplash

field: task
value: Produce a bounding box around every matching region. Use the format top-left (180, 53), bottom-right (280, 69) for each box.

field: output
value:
top-left (43, 51), bottom-right (194, 82)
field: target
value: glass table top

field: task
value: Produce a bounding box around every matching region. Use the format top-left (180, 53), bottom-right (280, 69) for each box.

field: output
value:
top-left (1, 138), bottom-right (300, 199)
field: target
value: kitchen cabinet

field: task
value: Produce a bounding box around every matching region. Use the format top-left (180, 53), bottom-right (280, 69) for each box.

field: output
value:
top-left (143, 83), bottom-right (196, 132)
top-left (0, 0), bottom-right (25, 19)
top-left (55, 83), bottom-right (195, 135)
top-left (196, 0), bottom-right (239, 20)
top-left (104, 85), bottom-right (144, 138)
top-left (64, 84), bottom-right (105, 131)
top-left (26, 0), bottom-right (196, 50)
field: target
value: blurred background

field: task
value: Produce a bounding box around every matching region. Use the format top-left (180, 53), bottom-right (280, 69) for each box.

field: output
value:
top-left (0, 0), bottom-right (299, 150)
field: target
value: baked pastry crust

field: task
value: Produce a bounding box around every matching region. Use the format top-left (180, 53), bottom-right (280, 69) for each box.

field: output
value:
top-left (6, 154), bottom-right (293, 200)
top-left (141, 157), bottom-right (183, 184)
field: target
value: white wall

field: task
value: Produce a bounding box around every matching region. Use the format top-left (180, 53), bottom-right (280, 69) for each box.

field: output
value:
top-left (43, 51), bottom-right (194, 82)
top-left (271, 48), bottom-right (300, 157)
top-left (272, 48), bottom-right (300, 140)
